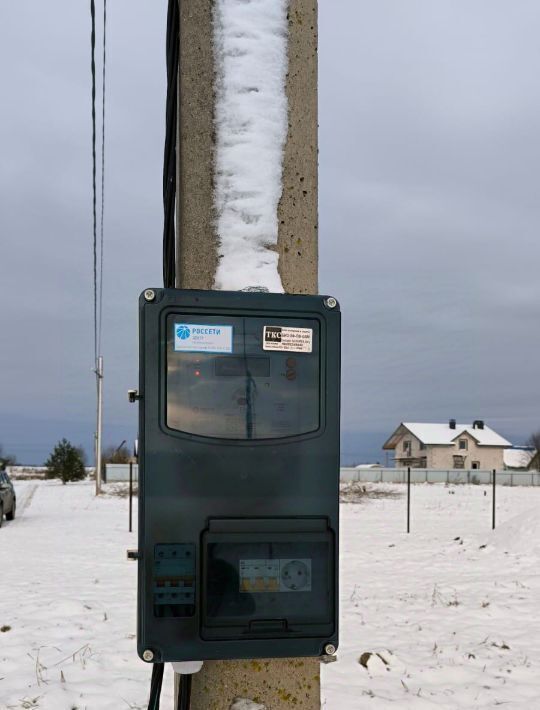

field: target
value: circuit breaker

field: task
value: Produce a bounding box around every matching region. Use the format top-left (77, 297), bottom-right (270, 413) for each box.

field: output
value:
top-left (137, 288), bottom-right (340, 662)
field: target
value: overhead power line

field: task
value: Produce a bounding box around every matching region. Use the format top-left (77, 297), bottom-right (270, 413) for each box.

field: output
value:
top-left (99, 0), bottom-right (107, 355)
top-left (90, 0), bottom-right (107, 360)
top-left (90, 0), bottom-right (97, 363)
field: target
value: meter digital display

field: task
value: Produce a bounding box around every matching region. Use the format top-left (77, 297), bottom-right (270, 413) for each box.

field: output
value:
top-left (137, 289), bottom-right (340, 662)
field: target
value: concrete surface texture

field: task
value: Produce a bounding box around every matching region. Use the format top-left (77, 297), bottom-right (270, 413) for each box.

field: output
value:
top-left (175, 1), bottom-right (321, 706)
top-left (188, 658), bottom-right (321, 709)
top-left (277, 0), bottom-right (319, 295)
top-left (176, 0), bottom-right (217, 290)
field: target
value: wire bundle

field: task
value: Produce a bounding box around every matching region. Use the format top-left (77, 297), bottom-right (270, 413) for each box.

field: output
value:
top-left (177, 674), bottom-right (192, 710)
top-left (146, 665), bottom-right (192, 709)
top-left (148, 663), bottom-right (165, 710)
top-left (147, 3), bottom-right (191, 708)
top-left (163, 0), bottom-right (179, 288)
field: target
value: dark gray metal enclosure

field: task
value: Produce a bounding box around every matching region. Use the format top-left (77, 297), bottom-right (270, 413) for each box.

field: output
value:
top-left (137, 289), bottom-right (340, 662)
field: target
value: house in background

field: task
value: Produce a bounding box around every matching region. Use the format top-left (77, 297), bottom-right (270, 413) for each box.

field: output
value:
top-left (383, 420), bottom-right (511, 470)
top-left (503, 447), bottom-right (535, 471)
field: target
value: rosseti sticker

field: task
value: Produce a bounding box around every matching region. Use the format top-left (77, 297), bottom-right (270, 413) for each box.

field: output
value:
top-left (174, 324), bottom-right (233, 353)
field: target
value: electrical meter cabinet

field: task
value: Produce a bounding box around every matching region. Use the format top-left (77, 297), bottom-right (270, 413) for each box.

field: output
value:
top-left (137, 288), bottom-right (340, 662)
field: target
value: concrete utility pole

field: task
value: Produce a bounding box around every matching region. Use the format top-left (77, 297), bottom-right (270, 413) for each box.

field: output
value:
top-left (175, 1), bottom-right (320, 707)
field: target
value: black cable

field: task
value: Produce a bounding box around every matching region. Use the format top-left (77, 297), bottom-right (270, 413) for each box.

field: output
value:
top-left (163, 0), bottom-right (179, 288)
top-left (147, 663), bottom-right (164, 710)
top-left (90, 0), bottom-right (97, 363)
top-left (98, 0), bottom-right (107, 355)
top-left (145, 7), bottom-right (181, 706)
top-left (177, 673), bottom-right (192, 710)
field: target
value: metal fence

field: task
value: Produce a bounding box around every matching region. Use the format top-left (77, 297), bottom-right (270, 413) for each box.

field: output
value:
top-left (340, 467), bottom-right (540, 487)
top-left (104, 463), bottom-right (139, 482)
top-left (104, 464), bottom-right (539, 487)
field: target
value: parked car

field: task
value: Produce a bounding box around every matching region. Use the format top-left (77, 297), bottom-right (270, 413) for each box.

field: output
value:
top-left (0, 470), bottom-right (16, 525)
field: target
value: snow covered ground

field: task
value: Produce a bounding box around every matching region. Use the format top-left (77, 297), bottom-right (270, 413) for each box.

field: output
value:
top-left (0, 480), bottom-right (170, 710)
top-left (323, 483), bottom-right (540, 709)
top-left (1, 481), bottom-right (539, 709)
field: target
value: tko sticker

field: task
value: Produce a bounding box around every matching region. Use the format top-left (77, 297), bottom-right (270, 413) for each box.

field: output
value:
top-left (263, 326), bottom-right (313, 353)
top-left (174, 323), bottom-right (233, 353)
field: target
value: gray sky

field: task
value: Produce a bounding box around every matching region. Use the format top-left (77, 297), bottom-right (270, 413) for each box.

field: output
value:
top-left (1, 1), bottom-right (539, 464)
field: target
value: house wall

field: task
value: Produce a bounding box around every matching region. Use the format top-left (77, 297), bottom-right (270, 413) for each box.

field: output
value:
top-left (392, 430), bottom-right (505, 470)
top-left (425, 446), bottom-right (445, 469)
top-left (393, 432), bottom-right (427, 466)
top-left (479, 446), bottom-right (507, 470)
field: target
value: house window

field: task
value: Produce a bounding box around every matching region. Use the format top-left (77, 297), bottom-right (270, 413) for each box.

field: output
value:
top-left (471, 461), bottom-right (480, 470)
top-left (403, 440), bottom-right (411, 453)
top-left (419, 457), bottom-right (427, 469)
top-left (453, 455), bottom-right (465, 469)
top-left (419, 442), bottom-right (426, 451)
top-left (459, 439), bottom-right (468, 450)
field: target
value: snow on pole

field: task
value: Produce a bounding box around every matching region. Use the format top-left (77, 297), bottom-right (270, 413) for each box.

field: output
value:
top-left (213, 0), bottom-right (289, 293)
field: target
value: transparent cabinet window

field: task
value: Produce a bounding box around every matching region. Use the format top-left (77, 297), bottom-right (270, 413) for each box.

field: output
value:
top-left (166, 315), bottom-right (320, 440)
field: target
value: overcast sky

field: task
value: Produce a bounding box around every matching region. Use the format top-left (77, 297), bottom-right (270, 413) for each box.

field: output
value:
top-left (1, 1), bottom-right (539, 464)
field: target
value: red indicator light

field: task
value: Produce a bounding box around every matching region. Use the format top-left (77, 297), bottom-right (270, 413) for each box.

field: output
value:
top-left (194, 370), bottom-right (201, 377)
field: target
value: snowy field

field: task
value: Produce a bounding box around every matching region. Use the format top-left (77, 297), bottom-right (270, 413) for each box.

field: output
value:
top-left (0, 481), bottom-right (167, 710)
top-left (323, 483), bottom-right (540, 709)
top-left (1, 481), bottom-right (539, 709)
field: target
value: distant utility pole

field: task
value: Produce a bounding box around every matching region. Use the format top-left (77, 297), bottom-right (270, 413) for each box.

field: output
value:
top-left (94, 355), bottom-right (103, 495)
top-left (90, 0), bottom-right (106, 497)
top-left (175, 1), bottom-right (319, 707)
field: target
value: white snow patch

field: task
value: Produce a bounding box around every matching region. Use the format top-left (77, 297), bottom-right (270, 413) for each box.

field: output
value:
top-left (213, 0), bottom-right (289, 292)
top-left (230, 698), bottom-right (266, 710)
top-left (487, 506), bottom-right (540, 556)
top-left (401, 422), bottom-right (511, 447)
top-left (503, 447), bottom-right (535, 469)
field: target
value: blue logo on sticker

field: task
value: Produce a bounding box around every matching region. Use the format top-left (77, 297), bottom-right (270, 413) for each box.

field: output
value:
top-left (176, 325), bottom-right (191, 340)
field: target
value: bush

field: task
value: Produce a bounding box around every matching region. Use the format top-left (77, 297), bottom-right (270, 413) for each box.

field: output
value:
top-left (102, 444), bottom-right (131, 465)
top-left (45, 439), bottom-right (86, 484)
top-left (0, 444), bottom-right (17, 467)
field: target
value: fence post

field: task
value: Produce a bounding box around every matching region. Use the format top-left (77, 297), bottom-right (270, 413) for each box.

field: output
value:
top-left (407, 467), bottom-right (411, 533)
top-left (129, 461), bottom-right (133, 533)
top-left (492, 469), bottom-right (496, 530)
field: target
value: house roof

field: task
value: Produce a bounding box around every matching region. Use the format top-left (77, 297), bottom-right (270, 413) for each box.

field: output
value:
top-left (383, 422), bottom-right (511, 450)
top-left (503, 448), bottom-right (535, 469)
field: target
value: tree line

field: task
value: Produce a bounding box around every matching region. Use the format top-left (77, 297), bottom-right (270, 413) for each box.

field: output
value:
top-left (2, 430), bottom-right (539, 477)
top-left (0, 439), bottom-right (133, 483)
